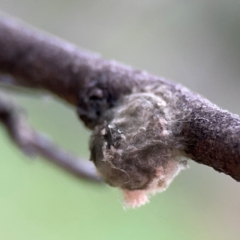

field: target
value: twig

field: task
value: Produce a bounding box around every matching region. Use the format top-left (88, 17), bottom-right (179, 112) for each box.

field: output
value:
top-left (0, 94), bottom-right (101, 183)
top-left (0, 17), bottom-right (240, 186)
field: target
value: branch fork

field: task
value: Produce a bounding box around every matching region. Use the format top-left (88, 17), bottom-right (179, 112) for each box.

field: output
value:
top-left (0, 17), bottom-right (240, 207)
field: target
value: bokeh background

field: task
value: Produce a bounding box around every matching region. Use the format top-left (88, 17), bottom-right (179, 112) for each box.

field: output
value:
top-left (1, 1), bottom-right (240, 240)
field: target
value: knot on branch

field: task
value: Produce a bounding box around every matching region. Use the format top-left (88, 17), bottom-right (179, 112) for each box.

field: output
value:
top-left (77, 82), bottom-right (118, 129)
top-left (90, 92), bottom-right (187, 208)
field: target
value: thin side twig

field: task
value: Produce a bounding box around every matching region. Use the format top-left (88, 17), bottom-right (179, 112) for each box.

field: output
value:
top-left (0, 94), bottom-right (102, 183)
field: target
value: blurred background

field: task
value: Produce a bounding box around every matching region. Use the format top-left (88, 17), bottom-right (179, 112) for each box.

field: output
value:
top-left (0, 1), bottom-right (240, 240)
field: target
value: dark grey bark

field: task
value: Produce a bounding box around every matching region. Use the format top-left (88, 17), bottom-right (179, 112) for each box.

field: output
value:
top-left (0, 17), bottom-right (240, 185)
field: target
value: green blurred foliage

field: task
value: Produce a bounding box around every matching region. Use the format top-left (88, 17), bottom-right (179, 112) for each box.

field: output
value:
top-left (0, 1), bottom-right (240, 240)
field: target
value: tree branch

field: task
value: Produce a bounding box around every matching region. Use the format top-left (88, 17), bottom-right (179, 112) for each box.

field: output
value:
top-left (0, 94), bottom-right (101, 183)
top-left (0, 17), bottom-right (240, 196)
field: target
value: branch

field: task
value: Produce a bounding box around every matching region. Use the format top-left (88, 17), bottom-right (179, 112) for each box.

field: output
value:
top-left (0, 94), bottom-right (101, 183)
top-left (0, 17), bottom-right (240, 206)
